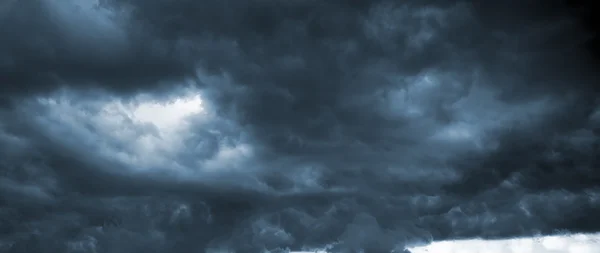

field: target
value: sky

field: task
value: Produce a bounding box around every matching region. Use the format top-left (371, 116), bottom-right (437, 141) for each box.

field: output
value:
top-left (0, 0), bottom-right (599, 252)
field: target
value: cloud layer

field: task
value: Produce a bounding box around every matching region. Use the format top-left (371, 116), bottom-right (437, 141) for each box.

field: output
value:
top-left (408, 233), bottom-right (600, 253)
top-left (1, 0), bottom-right (599, 252)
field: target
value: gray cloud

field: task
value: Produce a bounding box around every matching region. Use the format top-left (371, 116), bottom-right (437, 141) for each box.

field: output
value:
top-left (1, 0), bottom-right (600, 252)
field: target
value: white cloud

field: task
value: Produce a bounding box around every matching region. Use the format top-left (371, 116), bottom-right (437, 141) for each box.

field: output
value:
top-left (407, 233), bottom-right (600, 253)
top-left (27, 89), bottom-right (256, 177)
top-left (283, 234), bottom-right (600, 253)
top-left (130, 94), bottom-right (204, 132)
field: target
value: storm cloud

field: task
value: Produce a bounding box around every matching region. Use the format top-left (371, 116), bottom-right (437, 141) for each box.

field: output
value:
top-left (1, 0), bottom-right (599, 252)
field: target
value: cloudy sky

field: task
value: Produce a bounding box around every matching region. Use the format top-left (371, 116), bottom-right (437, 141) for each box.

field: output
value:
top-left (1, 0), bottom-right (599, 252)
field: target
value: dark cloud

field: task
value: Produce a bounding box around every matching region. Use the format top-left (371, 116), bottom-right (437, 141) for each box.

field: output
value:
top-left (1, 0), bottom-right (600, 252)
top-left (0, 0), bottom-right (196, 103)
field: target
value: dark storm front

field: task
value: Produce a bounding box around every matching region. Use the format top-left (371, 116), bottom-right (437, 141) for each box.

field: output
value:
top-left (1, 0), bottom-right (599, 252)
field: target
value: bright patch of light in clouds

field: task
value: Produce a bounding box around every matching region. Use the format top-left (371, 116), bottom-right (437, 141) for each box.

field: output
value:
top-left (131, 94), bottom-right (204, 131)
top-left (31, 90), bottom-right (258, 177)
top-left (407, 233), bottom-right (600, 253)
top-left (431, 122), bottom-right (478, 142)
top-left (33, 91), bottom-right (208, 172)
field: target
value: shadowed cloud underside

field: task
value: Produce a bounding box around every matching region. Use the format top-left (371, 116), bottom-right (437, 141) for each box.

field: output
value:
top-left (1, 0), bottom-right (600, 252)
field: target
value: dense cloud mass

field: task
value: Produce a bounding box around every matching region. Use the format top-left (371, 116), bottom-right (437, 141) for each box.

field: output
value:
top-left (1, 0), bottom-right (599, 252)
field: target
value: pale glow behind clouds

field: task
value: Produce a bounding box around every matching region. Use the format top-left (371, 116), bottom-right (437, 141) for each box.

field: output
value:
top-left (33, 92), bottom-right (207, 172)
top-left (131, 94), bottom-right (204, 132)
top-left (30, 91), bottom-right (256, 175)
top-left (285, 234), bottom-right (600, 253)
top-left (95, 93), bottom-right (206, 170)
top-left (407, 233), bottom-right (600, 253)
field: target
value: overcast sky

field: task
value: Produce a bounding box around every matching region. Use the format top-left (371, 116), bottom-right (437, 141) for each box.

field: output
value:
top-left (1, 0), bottom-right (599, 252)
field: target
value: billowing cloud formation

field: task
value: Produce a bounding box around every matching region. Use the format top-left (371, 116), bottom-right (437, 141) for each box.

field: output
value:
top-left (408, 233), bottom-right (600, 253)
top-left (1, 0), bottom-right (599, 252)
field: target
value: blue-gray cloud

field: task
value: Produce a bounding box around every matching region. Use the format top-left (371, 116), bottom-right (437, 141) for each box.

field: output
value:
top-left (1, 0), bottom-right (599, 252)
